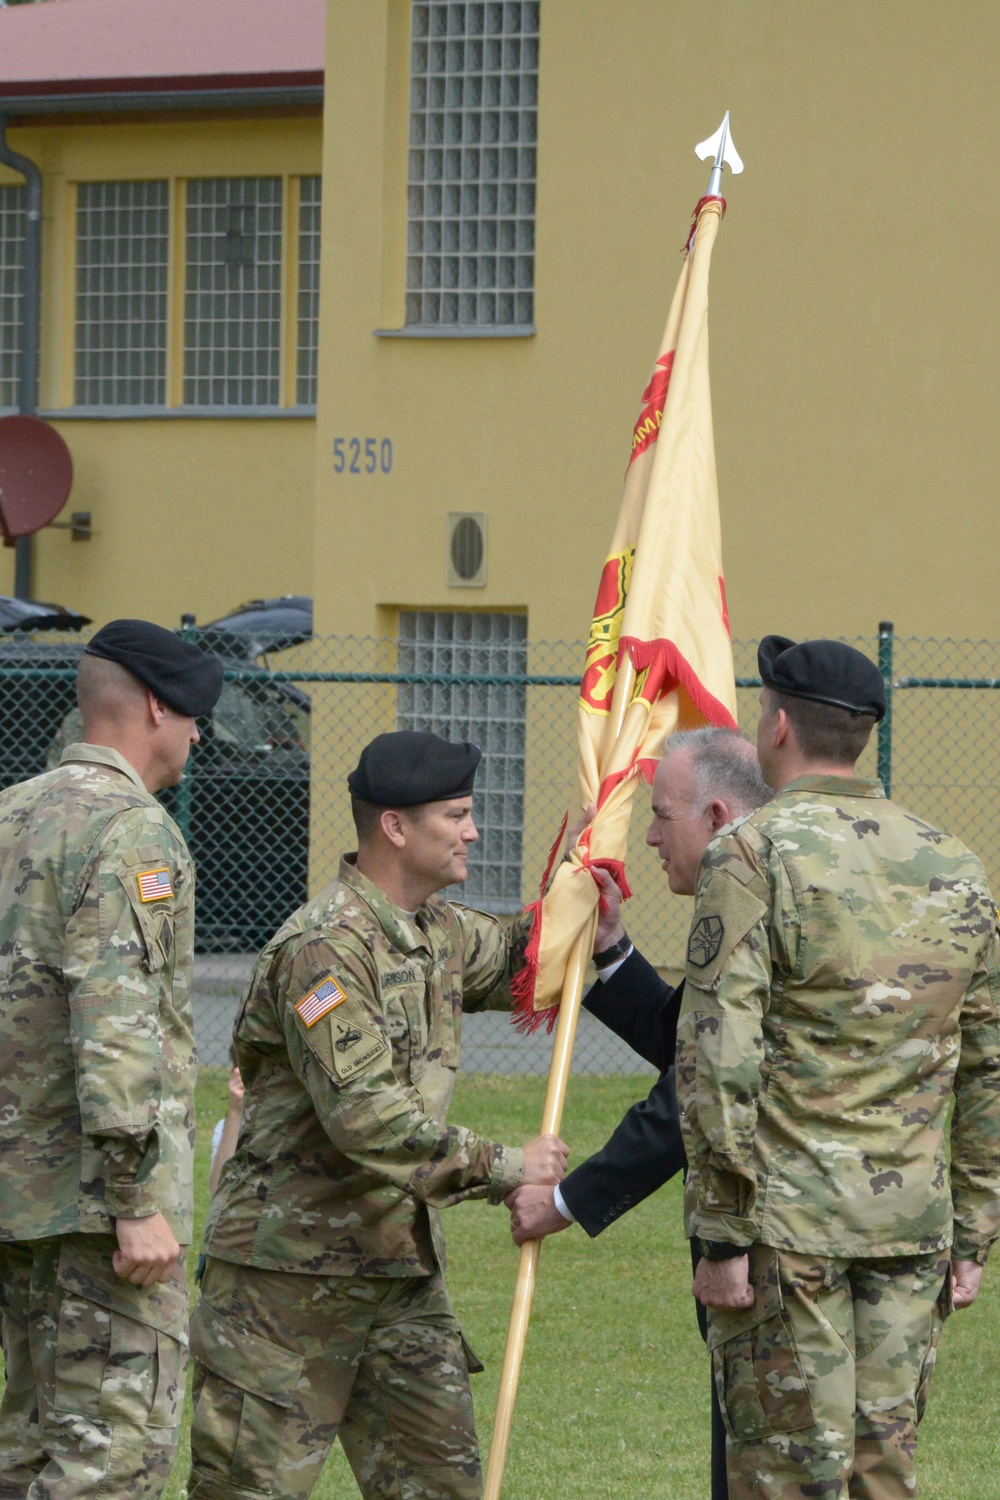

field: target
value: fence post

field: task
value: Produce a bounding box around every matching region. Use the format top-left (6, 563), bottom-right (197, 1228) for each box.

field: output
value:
top-left (174, 614), bottom-right (197, 845)
top-left (877, 621), bottom-right (894, 798)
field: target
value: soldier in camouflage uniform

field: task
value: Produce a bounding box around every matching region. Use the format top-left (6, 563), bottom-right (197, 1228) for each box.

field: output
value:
top-left (0, 619), bottom-right (223, 1500)
top-left (188, 731), bottom-right (568, 1500)
top-left (678, 636), bottom-right (1000, 1500)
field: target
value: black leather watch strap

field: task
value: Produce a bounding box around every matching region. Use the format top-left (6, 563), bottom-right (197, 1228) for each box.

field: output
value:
top-left (593, 933), bottom-right (632, 968)
top-left (699, 1238), bottom-right (748, 1262)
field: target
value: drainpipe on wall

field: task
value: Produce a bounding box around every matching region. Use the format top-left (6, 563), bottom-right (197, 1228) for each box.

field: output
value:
top-left (0, 117), bottom-right (42, 600)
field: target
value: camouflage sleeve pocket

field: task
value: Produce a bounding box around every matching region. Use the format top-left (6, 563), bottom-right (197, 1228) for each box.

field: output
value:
top-left (707, 1247), bottom-right (813, 1442)
top-left (685, 869), bottom-right (768, 992)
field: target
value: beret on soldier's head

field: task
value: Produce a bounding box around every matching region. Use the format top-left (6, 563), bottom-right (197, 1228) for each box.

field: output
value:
top-left (348, 731), bottom-right (481, 807)
top-left (758, 635), bottom-right (886, 722)
top-left (84, 619), bottom-right (224, 717)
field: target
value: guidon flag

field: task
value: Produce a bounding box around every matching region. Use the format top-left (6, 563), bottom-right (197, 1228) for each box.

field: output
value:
top-left (512, 194), bottom-right (739, 1028)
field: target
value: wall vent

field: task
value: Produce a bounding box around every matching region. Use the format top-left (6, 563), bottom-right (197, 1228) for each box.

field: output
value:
top-left (447, 512), bottom-right (487, 587)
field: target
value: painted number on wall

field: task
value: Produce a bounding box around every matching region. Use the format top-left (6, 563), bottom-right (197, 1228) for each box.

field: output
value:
top-left (333, 437), bottom-right (393, 475)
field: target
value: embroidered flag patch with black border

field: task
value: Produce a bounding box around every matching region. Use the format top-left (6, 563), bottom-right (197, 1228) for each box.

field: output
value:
top-left (295, 976), bottom-right (347, 1027)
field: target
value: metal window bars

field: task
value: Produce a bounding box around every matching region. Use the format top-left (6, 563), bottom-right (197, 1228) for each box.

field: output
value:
top-left (74, 180), bottom-right (170, 407)
top-left (397, 610), bottom-right (528, 911)
top-left (296, 176), bottom-right (321, 406)
top-left (406, 0), bottom-right (539, 328)
top-left (0, 182), bottom-right (24, 410)
top-left (184, 177), bottom-right (283, 407)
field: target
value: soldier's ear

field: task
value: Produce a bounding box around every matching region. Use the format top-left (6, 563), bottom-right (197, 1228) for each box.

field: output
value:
top-left (771, 708), bottom-right (792, 750)
top-left (707, 798), bottom-right (732, 833)
top-left (379, 809), bottom-right (407, 849)
top-left (147, 691), bottom-right (169, 728)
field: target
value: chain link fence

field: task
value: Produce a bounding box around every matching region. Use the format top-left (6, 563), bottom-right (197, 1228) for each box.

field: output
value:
top-left (2, 623), bottom-right (997, 1075)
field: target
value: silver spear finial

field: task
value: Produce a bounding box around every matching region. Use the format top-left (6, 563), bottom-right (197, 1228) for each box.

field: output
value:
top-left (695, 111), bottom-right (744, 196)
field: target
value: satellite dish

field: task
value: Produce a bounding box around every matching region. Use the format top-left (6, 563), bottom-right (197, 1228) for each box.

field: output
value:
top-left (0, 415), bottom-right (73, 543)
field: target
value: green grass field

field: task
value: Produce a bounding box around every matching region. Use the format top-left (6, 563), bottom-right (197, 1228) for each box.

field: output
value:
top-left (164, 1068), bottom-right (1000, 1500)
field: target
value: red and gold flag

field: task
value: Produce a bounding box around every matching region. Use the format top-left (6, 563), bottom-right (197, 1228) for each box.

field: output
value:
top-left (514, 195), bottom-right (738, 1024)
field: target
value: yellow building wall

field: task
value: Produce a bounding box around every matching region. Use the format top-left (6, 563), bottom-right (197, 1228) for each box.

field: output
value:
top-left (315, 0), bottom-right (1000, 647)
top-left (0, 114), bottom-right (321, 627)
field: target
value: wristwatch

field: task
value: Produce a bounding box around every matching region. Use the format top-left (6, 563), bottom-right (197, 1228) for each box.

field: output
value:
top-left (698, 1238), bottom-right (748, 1262)
top-left (593, 932), bottom-right (632, 968)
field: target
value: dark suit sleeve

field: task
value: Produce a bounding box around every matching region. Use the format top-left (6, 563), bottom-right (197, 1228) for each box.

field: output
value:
top-left (583, 948), bottom-right (683, 1070)
top-left (559, 1067), bottom-right (686, 1237)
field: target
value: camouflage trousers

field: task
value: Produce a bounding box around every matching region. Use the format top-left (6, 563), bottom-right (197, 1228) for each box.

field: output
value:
top-left (0, 1234), bottom-right (188, 1500)
top-left (187, 1257), bottom-right (483, 1500)
top-left (708, 1244), bottom-right (951, 1500)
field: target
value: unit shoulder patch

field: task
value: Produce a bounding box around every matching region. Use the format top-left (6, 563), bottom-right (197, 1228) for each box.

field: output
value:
top-left (684, 868), bottom-right (769, 991)
top-left (137, 866), bottom-right (174, 903)
top-left (295, 974), bottom-right (347, 1028)
top-left (328, 1015), bottom-right (389, 1083)
top-left (688, 914), bottom-right (724, 968)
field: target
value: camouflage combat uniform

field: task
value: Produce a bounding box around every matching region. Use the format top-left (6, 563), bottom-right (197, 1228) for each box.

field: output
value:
top-left (188, 857), bottom-right (530, 1500)
top-left (678, 774), bottom-right (1000, 1500)
top-left (0, 744), bottom-right (196, 1500)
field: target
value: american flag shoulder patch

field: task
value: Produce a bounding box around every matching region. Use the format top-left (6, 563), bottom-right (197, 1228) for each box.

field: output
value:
top-left (137, 867), bottom-right (174, 903)
top-left (295, 975), bottom-right (347, 1028)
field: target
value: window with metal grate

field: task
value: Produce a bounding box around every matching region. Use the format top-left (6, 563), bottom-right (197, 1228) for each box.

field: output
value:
top-left (406, 0), bottom-right (539, 330)
top-left (184, 177), bottom-right (283, 407)
top-left (74, 180), bottom-right (169, 407)
top-left (0, 183), bottom-right (24, 411)
top-left (397, 610), bottom-right (527, 911)
top-left (297, 175), bottom-right (322, 406)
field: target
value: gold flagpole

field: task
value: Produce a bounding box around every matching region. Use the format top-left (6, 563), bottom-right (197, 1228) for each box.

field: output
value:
top-left (483, 660), bottom-right (636, 1500)
top-left (481, 917), bottom-right (594, 1500)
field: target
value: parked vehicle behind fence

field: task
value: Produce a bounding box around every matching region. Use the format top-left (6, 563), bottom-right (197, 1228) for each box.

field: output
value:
top-left (0, 619), bottom-right (310, 953)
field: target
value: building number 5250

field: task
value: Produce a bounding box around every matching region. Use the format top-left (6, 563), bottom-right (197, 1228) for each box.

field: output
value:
top-left (333, 437), bottom-right (393, 475)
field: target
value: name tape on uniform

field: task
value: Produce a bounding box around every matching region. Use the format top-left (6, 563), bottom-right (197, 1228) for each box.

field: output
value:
top-left (137, 867), bottom-right (174, 903)
top-left (296, 975), bottom-right (347, 1027)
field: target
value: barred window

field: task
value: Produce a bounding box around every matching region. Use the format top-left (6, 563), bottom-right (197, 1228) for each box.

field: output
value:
top-left (397, 610), bottom-right (526, 911)
top-left (0, 184), bottom-right (25, 411)
top-left (74, 181), bottom-right (169, 408)
top-left (184, 178), bottom-right (283, 407)
top-left (297, 176), bottom-right (321, 406)
top-left (406, 0), bottom-right (539, 329)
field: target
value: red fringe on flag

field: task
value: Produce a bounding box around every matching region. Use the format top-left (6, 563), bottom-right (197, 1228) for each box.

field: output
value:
top-left (619, 635), bottom-right (738, 731)
top-left (510, 810), bottom-right (569, 1035)
top-left (587, 856), bottom-right (633, 911)
top-left (510, 896), bottom-right (551, 1034)
top-left (538, 811), bottom-right (568, 893)
top-left (510, 848), bottom-right (636, 1033)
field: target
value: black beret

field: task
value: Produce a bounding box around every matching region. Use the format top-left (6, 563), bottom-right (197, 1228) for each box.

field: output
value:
top-left (348, 731), bottom-right (481, 807)
top-left (84, 619), bottom-right (224, 717)
top-left (758, 635), bottom-right (886, 722)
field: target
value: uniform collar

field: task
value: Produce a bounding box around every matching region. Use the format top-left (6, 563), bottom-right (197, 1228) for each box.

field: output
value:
top-left (779, 773), bottom-right (886, 800)
top-left (58, 741), bottom-right (148, 794)
top-left (338, 855), bottom-right (435, 955)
